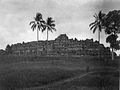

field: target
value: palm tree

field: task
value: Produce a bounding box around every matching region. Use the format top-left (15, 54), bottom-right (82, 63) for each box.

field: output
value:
top-left (42, 17), bottom-right (56, 55)
top-left (30, 13), bottom-right (45, 41)
top-left (106, 34), bottom-right (119, 60)
top-left (29, 13), bottom-right (45, 55)
top-left (89, 11), bottom-right (106, 57)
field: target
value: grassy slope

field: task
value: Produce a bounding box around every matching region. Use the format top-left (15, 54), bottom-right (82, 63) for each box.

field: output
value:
top-left (0, 56), bottom-right (90, 89)
top-left (0, 55), bottom-right (119, 90)
top-left (40, 71), bottom-right (119, 90)
top-left (0, 64), bottom-right (84, 89)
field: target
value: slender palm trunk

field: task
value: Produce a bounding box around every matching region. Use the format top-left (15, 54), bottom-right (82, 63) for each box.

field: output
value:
top-left (37, 28), bottom-right (39, 41)
top-left (112, 48), bottom-right (114, 60)
top-left (98, 30), bottom-right (100, 44)
top-left (98, 29), bottom-right (100, 57)
top-left (37, 28), bottom-right (39, 55)
top-left (46, 29), bottom-right (48, 55)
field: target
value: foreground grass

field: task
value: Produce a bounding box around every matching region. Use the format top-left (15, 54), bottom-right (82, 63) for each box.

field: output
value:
top-left (17, 70), bottom-right (119, 90)
top-left (0, 55), bottom-right (119, 90)
top-left (38, 71), bottom-right (119, 90)
top-left (0, 62), bottom-right (85, 90)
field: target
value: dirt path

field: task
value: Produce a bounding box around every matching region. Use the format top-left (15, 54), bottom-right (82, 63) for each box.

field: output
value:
top-left (19, 71), bottom-right (94, 90)
top-left (17, 68), bottom-right (118, 90)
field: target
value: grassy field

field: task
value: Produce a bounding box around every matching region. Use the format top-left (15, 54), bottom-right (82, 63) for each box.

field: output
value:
top-left (0, 63), bottom-right (85, 89)
top-left (0, 55), bottom-right (119, 90)
top-left (38, 71), bottom-right (119, 90)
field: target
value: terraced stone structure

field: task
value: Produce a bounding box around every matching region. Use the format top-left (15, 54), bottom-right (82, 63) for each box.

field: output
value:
top-left (11, 34), bottom-right (111, 56)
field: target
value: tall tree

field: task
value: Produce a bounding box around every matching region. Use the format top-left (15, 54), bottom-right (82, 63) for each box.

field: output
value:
top-left (29, 13), bottom-right (45, 55)
top-left (89, 11), bottom-right (106, 57)
top-left (103, 10), bottom-right (120, 60)
top-left (42, 17), bottom-right (56, 54)
top-left (29, 13), bottom-right (45, 41)
top-left (106, 34), bottom-right (119, 60)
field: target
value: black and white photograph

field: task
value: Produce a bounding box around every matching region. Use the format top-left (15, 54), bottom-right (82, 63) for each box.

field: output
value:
top-left (0, 0), bottom-right (120, 90)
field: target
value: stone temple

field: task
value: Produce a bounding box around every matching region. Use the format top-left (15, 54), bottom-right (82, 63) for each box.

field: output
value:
top-left (11, 34), bottom-right (111, 56)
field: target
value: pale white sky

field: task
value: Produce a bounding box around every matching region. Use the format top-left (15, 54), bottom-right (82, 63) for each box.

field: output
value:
top-left (0, 0), bottom-right (120, 55)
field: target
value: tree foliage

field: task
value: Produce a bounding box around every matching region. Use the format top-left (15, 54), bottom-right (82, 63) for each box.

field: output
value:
top-left (90, 10), bottom-right (120, 59)
top-left (5, 44), bottom-right (12, 54)
top-left (104, 10), bottom-right (120, 35)
top-left (42, 17), bottom-right (56, 33)
top-left (103, 10), bottom-right (120, 59)
top-left (89, 11), bottom-right (106, 33)
top-left (104, 10), bottom-right (120, 50)
top-left (106, 34), bottom-right (119, 50)
top-left (29, 13), bottom-right (45, 31)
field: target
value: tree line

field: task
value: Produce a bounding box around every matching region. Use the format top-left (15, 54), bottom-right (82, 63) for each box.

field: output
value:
top-left (89, 10), bottom-right (120, 60)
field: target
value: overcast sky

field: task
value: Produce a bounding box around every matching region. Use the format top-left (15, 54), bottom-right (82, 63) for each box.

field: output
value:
top-left (0, 0), bottom-right (120, 55)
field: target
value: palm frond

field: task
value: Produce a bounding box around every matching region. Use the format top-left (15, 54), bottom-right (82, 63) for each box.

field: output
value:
top-left (49, 27), bottom-right (56, 33)
top-left (51, 27), bottom-right (56, 31)
top-left (99, 10), bottom-right (106, 21)
top-left (44, 17), bottom-right (56, 32)
top-left (50, 23), bottom-right (55, 27)
top-left (29, 21), bottom-right (35, 25)
top-left (40, 20), bottom-right (46, 24)
top-left (90, 24), bottom-right (96, 30)
top-left (50, 20), bottom-right (55, 23)
top-left (30, 24), bottom-right (35, 29)
top-left (93, 26), bottom-right (97, 33)
top-left (47, 17), bottom-right (55, 25)
top-left (98, 11), bottom-right (102, 20)
top-left (31, 24), bottom-right (36, 31)
top-left (89, 21), bottom-right (96, 27)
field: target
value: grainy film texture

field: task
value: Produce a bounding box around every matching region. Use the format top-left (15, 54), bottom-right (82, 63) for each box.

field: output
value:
top-left (0, 0), bottom-right (120, 90)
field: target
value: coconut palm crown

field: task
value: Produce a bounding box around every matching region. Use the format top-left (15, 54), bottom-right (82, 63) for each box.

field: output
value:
top-left (89, 11), bottom-right (106, 43)
top-left (29, 13), bottom-right (45, 41)
top-left (42, 17), bottom-right (56, 33)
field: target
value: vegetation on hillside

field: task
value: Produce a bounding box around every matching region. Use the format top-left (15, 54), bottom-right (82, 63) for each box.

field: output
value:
top-left (90, 10), bottom-right (120, 60)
